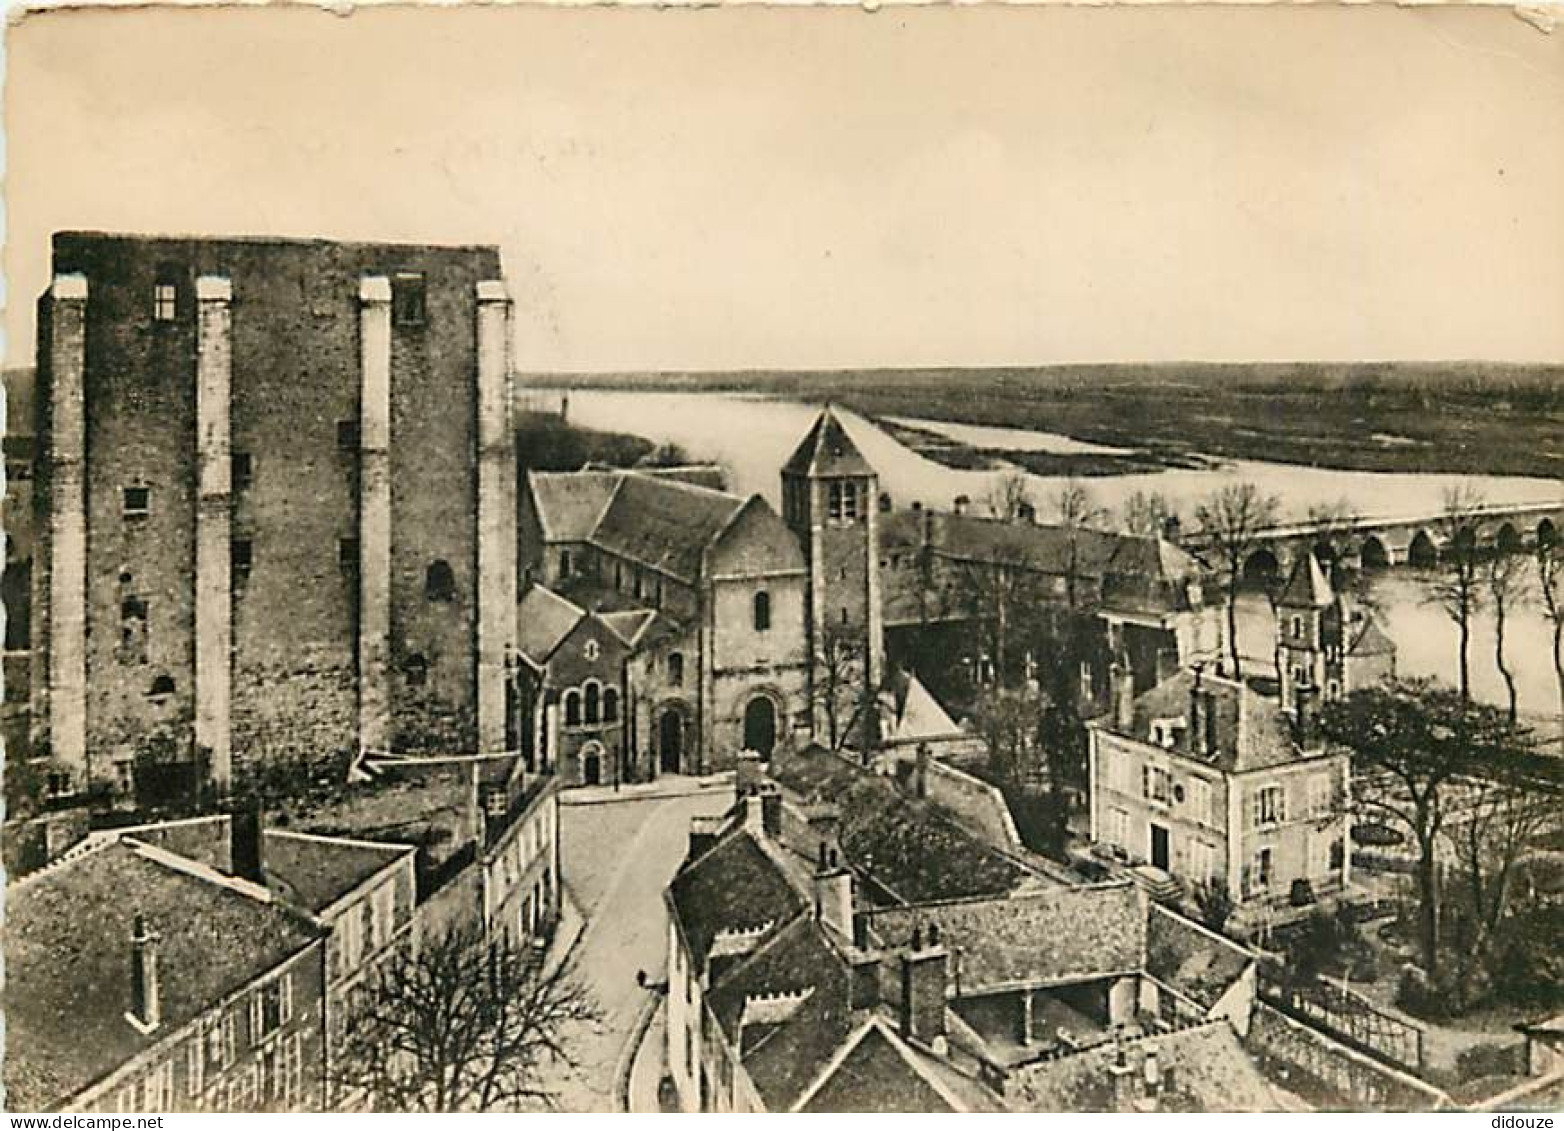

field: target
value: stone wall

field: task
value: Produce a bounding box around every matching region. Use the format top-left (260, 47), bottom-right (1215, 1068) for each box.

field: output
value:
top-left (1246, 1001), bottom-right (1448, 1111)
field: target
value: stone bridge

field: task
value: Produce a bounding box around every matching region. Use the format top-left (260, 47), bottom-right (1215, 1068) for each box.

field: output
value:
top-left (1187, 500), bottom-right (1564, 584)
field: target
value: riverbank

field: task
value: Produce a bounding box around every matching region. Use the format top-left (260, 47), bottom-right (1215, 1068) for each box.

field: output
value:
top-left (532, 363), bottom-right (1564, 480)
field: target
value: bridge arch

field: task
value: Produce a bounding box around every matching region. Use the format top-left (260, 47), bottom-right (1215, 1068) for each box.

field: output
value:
top-left (1359, 535), bottom-right (1390, 570)
top-left (1442, 525), bottom-right (1478, 564)
top-left (1540, 517), bottom-right (1558, 549)
top-left (1312, 539), bottom-right (1339, 567)
top-left (1495, 522), bottom-right (1522, 555)
top-left (1407, 530), bottom-right (1438, 569)
top-left (1243, 548), bottom-right (1282, 587)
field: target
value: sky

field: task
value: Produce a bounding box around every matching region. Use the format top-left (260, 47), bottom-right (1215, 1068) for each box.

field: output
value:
top-left (5, 3), bottom-right (1564, 371)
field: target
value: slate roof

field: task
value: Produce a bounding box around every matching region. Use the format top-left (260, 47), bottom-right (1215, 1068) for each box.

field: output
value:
top-left (526, 469), bottom-right (622, 544)
top-left (4, 839), bottom-right (322, 1111)
top-left (1278, 554), bottom-right (1335, 609)
top-left (1144, 903), bottom-right (1254, 1009)
top-left (771, 745), bottom-right (1036, 903)
top-left (1113, 669), bottom-right (1306, 774)
top-left (668, 830), bottom-right (806, 969)
top-left (802, 1024), bottom-right (961, 1113)
top-left (516, 584), bottom-right (587, 667)
top-left (590, 474), bottom-right (748, 582)
top-left (260, 829), bottom-right (412, 915)
top-left (862, 884), bottom-right (1147, 994)
top-left (1007, 1021), bottom-right (1279, 1112)
top-left (782, 408), bottom-right (875, 478)
top-left (1104, 536), bottom-right (1203, 583)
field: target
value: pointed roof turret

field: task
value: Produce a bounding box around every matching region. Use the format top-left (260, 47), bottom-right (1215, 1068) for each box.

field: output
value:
top-left (782, 407), bottom-right (874, 478)
top-left (1278, 552), bottom-right (1335, 609)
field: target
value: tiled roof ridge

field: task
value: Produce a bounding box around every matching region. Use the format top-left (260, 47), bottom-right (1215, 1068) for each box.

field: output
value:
top-left (859, 877), bottom-right (1138, 919)
top-left (262, 826), bottom-right (417, 857)
top-left (123, 838), bottom-right (279, 907)
top-left (623, 467), bottom-right (744, 503)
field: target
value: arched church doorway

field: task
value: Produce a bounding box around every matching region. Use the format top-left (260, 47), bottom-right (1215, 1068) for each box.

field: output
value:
top-left (742, 695), bottom-right (778, 758)
top-left (658, 708), bottom-right (686, 775)
top-left (582, 743), bottom-right (603, 786)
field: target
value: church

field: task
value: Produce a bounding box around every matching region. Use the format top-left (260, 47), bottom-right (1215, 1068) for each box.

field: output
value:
top-left (513, 407), bottom-right (1222, 786)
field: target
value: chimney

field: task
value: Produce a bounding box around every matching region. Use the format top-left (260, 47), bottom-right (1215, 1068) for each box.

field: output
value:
top-left (743, 792), bottom-right (767, 836)
top-left (1187, 676), bottom-right (1206, 756)
top-left (953, 494), bottom-right (970, 517)
top-left (899, 926), bottom-right (948, 1052)
top-left (1107, 1040), bottom-right (1136, 1109)
top-left (736, 748), bottom-right (764, 796)
top-left (1111, 663), bottom-right (1136, 732)
top-left (759, 783), bottom-right (784, 837)
top-left (814, 846), bottom-right (854, 940)
top-left (130, 914), bottom-right (162, 1031)
top-left (913, 743), bottom-right (932, 800)
top-left (688, 816), bottom-right (721, 861)
top-left (806, 803), bottom-right (842, 865)
top-left (849, 954), bottom-right (881, 1009)
top-left (1141, 1043), bottom-right (1164, 1112)
top-left (1296, 682), bottom-right (1321, 750)
top-left (231, 806), bottom-right (263, 882)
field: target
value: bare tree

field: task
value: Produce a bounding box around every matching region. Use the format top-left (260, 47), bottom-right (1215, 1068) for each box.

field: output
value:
top-left (986, 472), bottom-right (1035, 523)
top-left (1120, 489), bottom-right (1177, 539)
top-left (971, 685), bottom-right (1039, 788)
top-left (950, 540), bottom-right (1050, 688)
top-left (1193, 483), bottom-right (1281, 681)
top-left (809, 619), bottom-right (869, 752)
top-left (1321, 678), bottom-right (1529, 981)
top-left (1443, 772), bottom-right (1554, 996)
top-left (1538, 539), bottom-right (1564, 755)
top-left (1485, 552), bottom-right (1526, 724)
top-left (334, 923), bottom-right (599, 1112)
top-left (1048, 478), bottom-right (1108, 612)
top-left (1430, 484), bottom-right (1487, 707)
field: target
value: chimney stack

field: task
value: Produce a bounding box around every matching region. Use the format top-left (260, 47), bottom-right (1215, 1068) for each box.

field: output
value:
top-left (806, 803), bottom-right (842, 865)
top-left (759, 783), bottom-right (784, 838)
top-left (899, 925), bottom-right (948, 1053)
top-left (814, 846), bottom-right (854, 941)
top-left (1107, 1040), bottom-right (1136, 1109)
top-left (130, 914), bottom-right (162, 1031)
top-left (913, 743), bottom-right (932, 800)
top-left (849, 954), bottom-right (881, 1010)
top-left (1111, 662), bottom-right (1136, 733)
top-left (1187, 675), bottom-right (1206, 756)
top-left (231, 806), bottom-right (263, 882)
top-left (736, 748), bottom-right (764, 796)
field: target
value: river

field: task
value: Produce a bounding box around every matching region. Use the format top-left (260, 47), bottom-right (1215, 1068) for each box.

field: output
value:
top-left (542, 386), bottom-right (1563, 736)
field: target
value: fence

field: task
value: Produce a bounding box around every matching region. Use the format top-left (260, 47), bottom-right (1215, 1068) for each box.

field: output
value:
top-left (1259, 970), bottom-right (1426, 1076)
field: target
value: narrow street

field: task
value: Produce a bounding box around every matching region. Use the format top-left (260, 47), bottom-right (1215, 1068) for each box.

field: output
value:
top-left (544, 781), bottom-right (733, 1112)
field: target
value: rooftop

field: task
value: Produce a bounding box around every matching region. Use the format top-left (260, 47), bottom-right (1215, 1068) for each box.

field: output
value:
top-left (1104, 668), bottom-right (1317, 774)
top-left (515, 583), bottom-right (588, 668)
top-left (782, 408), bottom-right (876, 479)
top-left (771, 744), bottom-right (1041, 904)
top-left (862, 883), bottom-right (1148, 994)
top-left (260, 829), bottom-right (413, 915)
top-left (4, 839), bottom-right (321, 1111)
